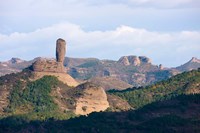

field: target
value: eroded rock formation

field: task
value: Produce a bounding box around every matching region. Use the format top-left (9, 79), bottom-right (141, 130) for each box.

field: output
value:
top-left (31, 38), bottom-right (66, 73)
top-left (56, 38), bottom-right (66, 64)
top-left (118, 55), bottom-right (152, 66)
top-left (30, 38), bottom-right (80, 87)
top-left (74, 82), bottom-right (109, 115)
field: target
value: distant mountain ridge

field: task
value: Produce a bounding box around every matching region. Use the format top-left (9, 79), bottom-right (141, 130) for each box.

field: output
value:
top-left (0, 56), bottom-right (200, 89)
top-left (176, 57), bottom-right (200, 71)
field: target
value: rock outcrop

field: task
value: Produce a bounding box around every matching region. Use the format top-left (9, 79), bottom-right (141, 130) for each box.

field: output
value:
top-left (31, 58), bottom-right (65, 73)
top-left (118, 55), bottom-right (151, 66)
top-left (74, 82), bottom-right (109, 115)
top-left (31, 71), bottom-right (79, 87)
top-left (139, 56), bottom-right (152, 64)
top-left (31, 38), bottom-right (67, 73)
top-left (56, 38), bottom-right (66, 64)
top-left (30, 38), bottom-right (79, 87)
top-left (118, 56), bottom-right (141, 66)
top-left (118, 56), bottom-right (131, 66)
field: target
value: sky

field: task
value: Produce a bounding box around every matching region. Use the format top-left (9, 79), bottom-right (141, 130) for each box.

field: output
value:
top-left (0, 0), bottom-right (200, 67)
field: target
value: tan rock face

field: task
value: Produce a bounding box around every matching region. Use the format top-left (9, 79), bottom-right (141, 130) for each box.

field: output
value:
top-left (31, 71), bottom-right (79, 87)
top-left (31, 58), bottom-right (65, 73)
top-left (118, 56), bottom-right (130, 66)
top-left (118, 56), bottom-right (141, 66)
top-left (56, 38), bottom-right (66, 64)
top-left (74, 83), bottom-right (109, 115)
top-left (128, 56), bottom-right (141, 66)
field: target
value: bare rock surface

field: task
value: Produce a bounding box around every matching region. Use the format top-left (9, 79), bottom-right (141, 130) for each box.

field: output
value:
top-left (56, 38), bottom-right (66, 64)
top-left (118, 55), bottom-right (151, 66)
top-left (31, 58), bottom-right (65, 73)
top-left (118, 56), bottom-right (130, 66)
top-left (31, 38), bottom-right (67, 73)
top-left (31, 71), bottom-right (79, 87)
top-left (74, 82), bottom-right (109, 115)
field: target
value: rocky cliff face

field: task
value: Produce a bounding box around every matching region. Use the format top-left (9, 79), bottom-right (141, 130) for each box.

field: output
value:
top-left (118, 56), bottom-right (141, 66)
top-left (74, 83), bottom-right (109, 115)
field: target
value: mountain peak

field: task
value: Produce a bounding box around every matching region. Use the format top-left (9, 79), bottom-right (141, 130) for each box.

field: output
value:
top-left (176, 57), bottom-right (200, 72)
top-left (8, 58), bottom-right (25, 64)
top-left (190, 57), bottom-right (200, 63)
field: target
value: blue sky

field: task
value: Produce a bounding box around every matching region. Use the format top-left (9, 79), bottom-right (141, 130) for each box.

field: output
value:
top-left (0, 0), bottom-right (200, 67)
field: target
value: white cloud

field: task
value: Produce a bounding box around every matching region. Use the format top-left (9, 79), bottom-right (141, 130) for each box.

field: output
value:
top-left (0, 22), bottom-right (200, 67)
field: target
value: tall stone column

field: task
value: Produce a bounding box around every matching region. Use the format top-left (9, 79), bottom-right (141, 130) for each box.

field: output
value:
top-left (56, 38), bottom-right (66, 64)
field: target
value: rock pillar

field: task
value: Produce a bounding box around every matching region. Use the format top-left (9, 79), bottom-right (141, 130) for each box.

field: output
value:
top-left (56, 38), bottom-right (66, 64)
